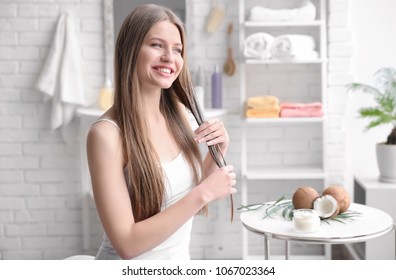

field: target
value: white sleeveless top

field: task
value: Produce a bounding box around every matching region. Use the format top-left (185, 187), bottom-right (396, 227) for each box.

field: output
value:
top-left (93, 119), bottom-right (194, 260)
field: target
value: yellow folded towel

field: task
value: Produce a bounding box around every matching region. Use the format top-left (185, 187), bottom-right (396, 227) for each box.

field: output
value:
top-left (246, 95), bottom-right (279, 109)
top-left (245, 107), bottom-right (280, 118)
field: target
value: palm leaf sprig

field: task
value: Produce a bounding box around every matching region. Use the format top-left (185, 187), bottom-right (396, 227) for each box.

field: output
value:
top-left (321, 210), bottom-right (362, 224)
top-left (238, 196), bottom-right (362, 223)
top-left (237, 196), bottom-right (294, 221)
top-left (237, 195), bottom-right (287, 211)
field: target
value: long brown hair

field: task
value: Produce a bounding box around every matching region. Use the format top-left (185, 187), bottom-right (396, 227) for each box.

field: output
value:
top-left (113, 4), bottom-right (207, 222)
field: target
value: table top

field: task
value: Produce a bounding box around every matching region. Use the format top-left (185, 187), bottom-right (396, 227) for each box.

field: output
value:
top-left (240, 202), bottom-right (394, 244)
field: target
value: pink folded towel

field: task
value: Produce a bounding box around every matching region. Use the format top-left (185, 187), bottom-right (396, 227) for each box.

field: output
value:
top-left (280, 102), bottom-right (323, 117)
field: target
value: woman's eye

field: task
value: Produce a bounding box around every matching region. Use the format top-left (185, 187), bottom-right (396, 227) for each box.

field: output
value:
top-left (151, 43), bottom-right (162, 48)
top-left (173, 48), bottom-right (182, 54)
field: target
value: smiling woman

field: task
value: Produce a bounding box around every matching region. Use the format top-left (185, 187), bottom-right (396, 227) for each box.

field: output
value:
top-left (86, 3), bottom-right (236, 260)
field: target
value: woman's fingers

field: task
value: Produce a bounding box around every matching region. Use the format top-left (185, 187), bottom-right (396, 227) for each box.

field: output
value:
top-left (194, 119), bottom-right (228, 146)
top-left (194, 119), bottom-right (219, 134)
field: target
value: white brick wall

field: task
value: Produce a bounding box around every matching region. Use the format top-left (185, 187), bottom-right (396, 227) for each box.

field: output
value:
top-left (0, 0), bottom-right (352, 260)
top-left (0, 0), bottom-right (104, 260)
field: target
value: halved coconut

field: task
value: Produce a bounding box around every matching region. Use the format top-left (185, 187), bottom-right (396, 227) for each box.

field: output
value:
top-left (313, 195), bottom-right (339, 219)
top-left (322, 185), bottom-right (350, 213)
top-left (292, 186), bottom-right (320, 209)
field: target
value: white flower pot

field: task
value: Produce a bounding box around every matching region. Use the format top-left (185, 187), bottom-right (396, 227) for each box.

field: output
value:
top-left (376, 143), bottom-right (396, 183)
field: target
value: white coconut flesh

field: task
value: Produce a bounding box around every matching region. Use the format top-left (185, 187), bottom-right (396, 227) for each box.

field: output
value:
top-left (313, 195), bottom-right (338, 218)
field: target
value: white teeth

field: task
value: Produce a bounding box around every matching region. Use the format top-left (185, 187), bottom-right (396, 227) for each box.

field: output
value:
top-left (158, 68), bottom-right (171, 74)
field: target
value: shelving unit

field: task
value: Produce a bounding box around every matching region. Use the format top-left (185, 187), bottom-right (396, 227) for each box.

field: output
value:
top-left (238, 0), bottom-right (328, 259)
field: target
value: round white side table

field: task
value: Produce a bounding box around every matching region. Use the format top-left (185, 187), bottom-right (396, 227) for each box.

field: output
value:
top-left (240, 202), bottom-right (395, 260)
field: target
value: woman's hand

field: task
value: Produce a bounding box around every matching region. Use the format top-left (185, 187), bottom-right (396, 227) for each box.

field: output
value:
top-left (194, 119), bottom-right (229, 152)
top-left (196, 164), bottom-right (237, 204)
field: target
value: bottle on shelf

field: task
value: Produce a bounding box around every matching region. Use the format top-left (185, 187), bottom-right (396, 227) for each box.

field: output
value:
top-left (98, 78), bottom-right (114, 111)
top-left (211, 64), bottom-right (222, 108)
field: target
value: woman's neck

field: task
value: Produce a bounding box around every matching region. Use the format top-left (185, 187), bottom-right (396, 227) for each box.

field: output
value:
top-left (141, 88), bottom-right (163, 123)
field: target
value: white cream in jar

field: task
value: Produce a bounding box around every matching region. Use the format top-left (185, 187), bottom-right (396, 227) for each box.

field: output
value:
top-left (293, 209), bottom-right (320, 233)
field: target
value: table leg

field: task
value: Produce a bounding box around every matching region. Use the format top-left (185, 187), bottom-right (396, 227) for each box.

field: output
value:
top-left (394, 224), bottom-right (396, 260)
top-left (325, 244), bottom-right (332, 259)
top-left (264, 233), bottom-right (271, 260)
top-left (285, 241), bottom-right (290, 260)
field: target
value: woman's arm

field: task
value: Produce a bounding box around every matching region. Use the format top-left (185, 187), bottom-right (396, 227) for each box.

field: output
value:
top-left (86, 121), bottom-right (236, 259)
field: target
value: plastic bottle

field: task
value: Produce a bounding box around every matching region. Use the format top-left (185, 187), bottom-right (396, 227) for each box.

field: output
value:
top-left (211, 64), bottom-right (222, 108)
top-left (98, 78), bottom-right (114, 111)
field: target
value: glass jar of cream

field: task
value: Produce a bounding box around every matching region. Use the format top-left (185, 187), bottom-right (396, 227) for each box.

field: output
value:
top-left (293, 209), bottom-right (320, 233)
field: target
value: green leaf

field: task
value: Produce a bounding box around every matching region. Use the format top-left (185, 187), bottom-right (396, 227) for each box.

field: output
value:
top-left (330, 218), bottom-right (347, 224)
top-left (282, 207), bottom-right (292, 221)
top-left (288, 210), bottom-right (294, 221)
top-left (346, 68), bottom-right (396, 134)
top-left (346, 83), bottom-right (383, 97)
top-left (273, 195), bottom-right (286, 205)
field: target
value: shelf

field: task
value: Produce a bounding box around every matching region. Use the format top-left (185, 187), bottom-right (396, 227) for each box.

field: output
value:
top-left (239, 0), bottom-right (329, 260)
top-left (243, 117), bottom-right (324, 124)
top-left (244, 20), bottom-right (323, 27)
top-left (77, 107), bottom-right (104, 117)
top-left (245, 167), bottom-right (326, 180)
top-left (245, 58), bottom-right (325, 64)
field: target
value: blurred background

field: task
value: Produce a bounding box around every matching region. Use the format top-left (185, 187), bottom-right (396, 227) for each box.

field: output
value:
top-left (0, 0), bottom-right (395, 260)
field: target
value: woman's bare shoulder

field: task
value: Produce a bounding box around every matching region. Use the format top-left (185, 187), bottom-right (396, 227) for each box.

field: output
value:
top-left (86, 118), bottom-right (124, 162)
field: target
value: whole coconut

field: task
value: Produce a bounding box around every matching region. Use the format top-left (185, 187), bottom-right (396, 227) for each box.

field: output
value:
top-left (322, 185), bottom-right (350, 213)
top-left (292, 186), bottom-right (320, 209)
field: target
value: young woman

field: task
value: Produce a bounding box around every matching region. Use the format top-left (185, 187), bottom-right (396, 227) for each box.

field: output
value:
top-left (86, 4), bottom-right (236, 260)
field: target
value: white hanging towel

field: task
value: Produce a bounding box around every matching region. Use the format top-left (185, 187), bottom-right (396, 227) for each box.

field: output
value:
top-left (35, 13), bottom-right (89, 131)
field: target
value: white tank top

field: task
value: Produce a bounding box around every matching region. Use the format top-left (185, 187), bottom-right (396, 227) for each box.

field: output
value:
top-left (93, 119), bottom-right (194, 260)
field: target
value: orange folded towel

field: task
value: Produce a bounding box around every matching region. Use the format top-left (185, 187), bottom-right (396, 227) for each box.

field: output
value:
top-left (245, 95), bottom-right (281, 118)
top-left (245, 107), bottom-right (280, 118)
top-left (280, 102), bottom-right (323, 117)
top-left (246, 95), bottom-right (279, 109)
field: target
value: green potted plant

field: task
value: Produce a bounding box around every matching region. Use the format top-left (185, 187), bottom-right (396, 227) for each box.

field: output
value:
top-left (347, 67), bottom-right (396, 183)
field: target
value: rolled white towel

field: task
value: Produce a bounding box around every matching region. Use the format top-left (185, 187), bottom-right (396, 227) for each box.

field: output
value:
top-left (249, 0), bottom-right (316, 22)
top-left (243, 32), bottom-right (275, 59)
top-left (270, 34), bottom-right (317, 60)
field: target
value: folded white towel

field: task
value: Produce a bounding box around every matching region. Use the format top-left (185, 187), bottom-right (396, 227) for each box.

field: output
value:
top-left (36, 13), bottom-right (89, 131)
top-left (243, 32), bottom-right (275, 59)
top-left (249, 0), bottom-right (316, 22)
top-left (270, 34), bottom-right (318, 60)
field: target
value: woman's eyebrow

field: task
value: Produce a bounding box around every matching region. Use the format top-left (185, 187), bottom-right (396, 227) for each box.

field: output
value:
top-left (148, 37), bottom-right (182, 47)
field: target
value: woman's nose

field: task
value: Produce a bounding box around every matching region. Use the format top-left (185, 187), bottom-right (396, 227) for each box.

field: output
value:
top-left (160, 48), bottom-right (174, 62)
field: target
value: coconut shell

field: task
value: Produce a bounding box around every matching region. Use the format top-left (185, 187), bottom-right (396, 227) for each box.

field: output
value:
top-left (322, 185), bottom-right (351, 213)
top-left (313, 195), bottom-right (340, 219)
top-left (292, 186), bottom-right (320, 209)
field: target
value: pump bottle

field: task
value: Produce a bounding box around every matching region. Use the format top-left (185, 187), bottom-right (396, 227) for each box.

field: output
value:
top-left (211, 64), bottom-right (222, 108)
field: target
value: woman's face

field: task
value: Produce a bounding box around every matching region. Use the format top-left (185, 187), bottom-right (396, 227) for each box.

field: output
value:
top-left (136, 20), bottom-right (183, 92)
